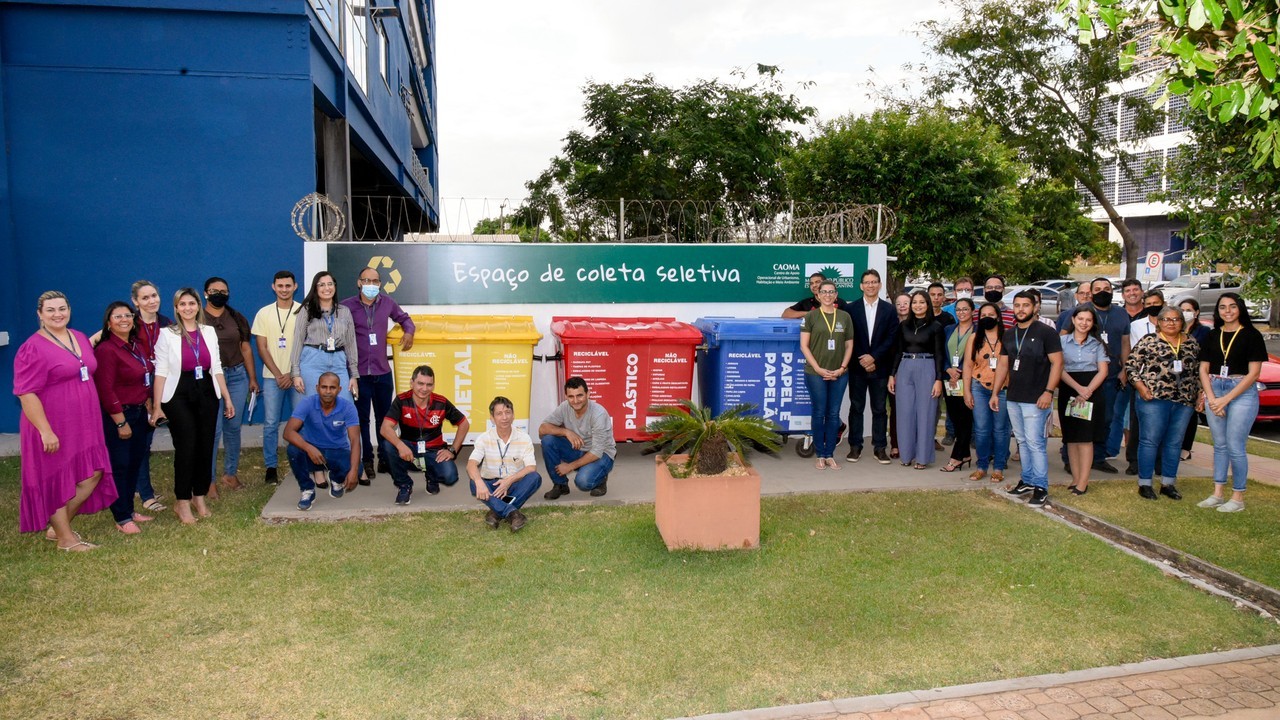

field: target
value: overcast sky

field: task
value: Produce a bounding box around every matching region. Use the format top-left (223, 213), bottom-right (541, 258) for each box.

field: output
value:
top-left (434, 0), bottom-right (950, 232)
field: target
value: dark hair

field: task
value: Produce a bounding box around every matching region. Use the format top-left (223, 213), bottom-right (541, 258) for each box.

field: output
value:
top-left (411, 365), bottom-right (435, 381)
top-left (564, 376), bottom-right (589, 393)
top-left (201, 275), bottom-right (248, 340)
top-left (818, 280), bottom-right (837, 294)
top-left (273, 270), bottom-right (296, 283)
top-left (984, 274), bottom-right (1005, 287)
top-left (1212, 292), bottom-right (1254, 329)
top-left (1179, 297), bottom-right (1200, 312)
top-left (953, 297), bottom-right (975, 313)
top-left (809, 272), bottom-right (825, 281)
top-left (1090, 277), bottom-right (1113, 293)
top-left (1120, 278), bottom-right (1142, 290)
top-left (861, 269), bottom-right (881, 282)
top-left (317, 371), bottom-right (341, 384)
top-left (98, 301), bottom-right (137, 347)
top-left (489, 396), bottom-right (514, 414)
top-left (927, 282), bottom-right (945, 292)
top-left (1013, 290), bottom-right (1038, 304)
top-left (970, 302), bottom-right (1003, 361)
top-left (907, 289), bottom-right (935, 327)
top-left (297, 271), bottom-right (336, 318)
top-left (1025, 287), bottom-right (1042, 302)
top-left (1069, 304), bottom-right (1105, 351)
top-left (204, 276), bottom-right (227, 293)
top-left (1142, 288), bottom-right (1165, 303)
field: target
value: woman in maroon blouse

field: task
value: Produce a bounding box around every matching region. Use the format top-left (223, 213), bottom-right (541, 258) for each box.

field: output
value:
top-left (93, 301), bottom-right (157, 534)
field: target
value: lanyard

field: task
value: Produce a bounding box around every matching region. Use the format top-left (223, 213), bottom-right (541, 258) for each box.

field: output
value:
top-left (275, 303), bottom-right (292, 336)
top-left (323, 309), bottom-right (335, 338)
top-left (363, 297), bottom-right (379, 334)
top-left (139, 319), bottom-right (159, 351)
top-left (413, 399), bottom-right (432, 442)
top-left (182, 327), bottom-right (204, 365)
top-left (1219, 328), bottom-right (1241, 365)
top-left (1161, 334), bottom-right (1182, 358)
top-left (44, 330), bottom-right (85, 371)
top-left (124, 339), bottom-right (151, 374)
top-left (1013, 325), bottom-right (1032, 359)
top-left (948, 326), bottom-right (971, 358)
top-left (820, 308), bottom-right (836, 335)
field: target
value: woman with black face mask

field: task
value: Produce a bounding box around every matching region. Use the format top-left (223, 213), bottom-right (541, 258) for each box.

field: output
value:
top-left (202, 276), bottom-right (257, 497)
top-left (963, 303), bottom-right (1011, 482)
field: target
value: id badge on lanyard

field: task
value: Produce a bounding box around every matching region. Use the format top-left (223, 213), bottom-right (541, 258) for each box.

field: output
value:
top-left (827, 338), bottom-right (835, 351)
top-left (951, 354), bottom-right (960, 367)
top-left (143, 372), bottom-right (152, 388)
top-left (79, 366), bottom-right (89, 382)
top-left (1219, 365), bottom-right (1229, 378)
top-left (326, 337), bottom-right (336, 352)
top-left (416, 440), bottom-right (427, 455)
top-left (988, 356), bottom-right (997, 370)
top-left (1013, 359), bottom-right (1021, 372)
top-left (1173, 360), bottom-right (1183, 373)
top-left (1100, 331), bottom-right (1109, 344)
top-left (369, 333), bottom-right (378, 346)
top-left (277, 336), bottom-right (287, 350)
top-left (194, 366), bottom-right (204, 380)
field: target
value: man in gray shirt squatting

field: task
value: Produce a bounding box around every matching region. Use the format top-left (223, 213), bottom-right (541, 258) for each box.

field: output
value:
top-left (538, 376), bottom-right (617, 499)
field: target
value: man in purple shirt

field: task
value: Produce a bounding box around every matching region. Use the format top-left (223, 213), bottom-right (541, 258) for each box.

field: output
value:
top-left (340, 266), bottom-right (416, 484)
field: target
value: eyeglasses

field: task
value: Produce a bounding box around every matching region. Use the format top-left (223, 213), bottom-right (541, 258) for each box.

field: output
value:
top-left (359, 279), bottom-right (381, 285)
top-left (817, 290), bottom-right (837, 295)
top-left (1158, 318), bottom-right (1182, 323)
top-left (111, 313), bottom-right (135, 321)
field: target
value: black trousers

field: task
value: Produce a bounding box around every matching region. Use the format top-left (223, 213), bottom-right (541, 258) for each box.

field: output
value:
top-left (163, 372), bottom-right (219, 500)
top-left (944, 395), bottom-right (974, 462)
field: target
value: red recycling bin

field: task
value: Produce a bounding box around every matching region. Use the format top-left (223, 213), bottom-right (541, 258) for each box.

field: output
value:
top-left (550, 317), bottom-right (704, 441)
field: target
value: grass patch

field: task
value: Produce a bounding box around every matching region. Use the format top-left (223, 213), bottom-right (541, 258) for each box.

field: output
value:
top-left (1196, 427), bottom-right (1280, 462)
top-left (1056, 475), bottom-right (1280, 589)
top-left (1, 456), bottom-right (1277, 719)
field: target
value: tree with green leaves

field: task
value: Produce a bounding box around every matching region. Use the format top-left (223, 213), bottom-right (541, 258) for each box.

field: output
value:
top-left (783, 107), bottom-right (1029, 282)
top-left (923, 0), bottom-right (1162, 277)
top-left (1164, 114), bottom-right (1280, 324)
top-left (1068, 0), bottom-right (1280, 168)
top-left (523, 65), bottom-right (815, 242)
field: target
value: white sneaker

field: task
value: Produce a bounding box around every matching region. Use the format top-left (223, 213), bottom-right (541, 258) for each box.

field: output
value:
top-left (1216, 500), bottom-right (1245, 513)
top-left (1197, 495), bottom-right (1226, 508)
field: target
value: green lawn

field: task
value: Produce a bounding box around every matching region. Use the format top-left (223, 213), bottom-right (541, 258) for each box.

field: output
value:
top-left (1196, 427), bottom-right (1280, 462)
top-left (1, 456), bottom-right (1277, 720)
top-left (1056, 475), bottom-right (1280, 589)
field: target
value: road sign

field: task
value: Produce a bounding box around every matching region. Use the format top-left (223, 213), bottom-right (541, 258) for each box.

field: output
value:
top-left (1141, 251), bottom-right (1163, 283)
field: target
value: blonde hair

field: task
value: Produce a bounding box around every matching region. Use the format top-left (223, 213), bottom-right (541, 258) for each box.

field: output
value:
top-left (130, 280), bottom-right (158, 302)
top-left (37, 290), bottom-right (67, 312)
top-left (167, 287), bottom-right (205, 333)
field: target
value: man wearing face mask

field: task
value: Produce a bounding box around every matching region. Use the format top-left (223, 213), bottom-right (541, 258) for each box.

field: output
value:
top-left (982, 275), bottom-right (1016, 329)
top-left (1061, 278), bottom-right (1128, 474)
top-left (940, 277), bottom-right (974, 323)
top-left (341, 266), bottom-right (416, 485)
top-left (1122, 289), bottom-right (1166, 475)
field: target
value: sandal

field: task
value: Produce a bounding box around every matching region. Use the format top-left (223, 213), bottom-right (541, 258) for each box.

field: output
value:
top-left (57, 540), bottom-right (99, 552)
top-left (890, 448), bottom-right (900, 459)
top-left (968, 469), bottom-right (987, 482)
top-left (940, 458), bottom-right (972, 473)
top-left (142, 498), bottom-right (167, 512)
top-left (46, 528), bottom-right (82, 542)
top-left (991, 470), bottom-right (1004, 483)
top-left (1180, 450), bottom-right (1192, 461)
top-left (913, 463), bottom-right (928, 470)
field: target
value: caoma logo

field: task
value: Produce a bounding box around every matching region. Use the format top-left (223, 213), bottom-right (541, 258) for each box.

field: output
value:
top-left (367, 256), bottom-right (402, 293)
top-left (804, 263), bottom-right (857, 289)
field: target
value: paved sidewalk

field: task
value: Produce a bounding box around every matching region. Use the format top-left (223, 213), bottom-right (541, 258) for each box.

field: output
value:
top-left (680, 645), bottom-right (1280, 720)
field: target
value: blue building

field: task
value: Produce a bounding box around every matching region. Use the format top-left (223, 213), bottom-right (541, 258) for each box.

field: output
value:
top-left (0, 0), bottom-right (438, 431)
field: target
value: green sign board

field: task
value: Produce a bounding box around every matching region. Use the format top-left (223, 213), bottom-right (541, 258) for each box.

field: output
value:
top-left (326, 243), bottom-right (872, 305)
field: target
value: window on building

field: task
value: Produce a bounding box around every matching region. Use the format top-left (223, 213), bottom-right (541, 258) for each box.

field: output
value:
top-left (344, 0), bottom-right (369, 96)
top-left (1116, 149), bottom-right (1163, 204)
top-left (377, 20), bottom-right (389, 87)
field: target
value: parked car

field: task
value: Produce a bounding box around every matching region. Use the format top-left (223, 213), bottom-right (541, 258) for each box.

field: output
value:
top-left (1002, 285), bottom-right (1059, 318)
top-left (1030, 279), bottom-right (1075, 294)
top-left (1258, 355), bottom-right (1280, 423)
top-left (1161, 273), bottom-right (1245, 309)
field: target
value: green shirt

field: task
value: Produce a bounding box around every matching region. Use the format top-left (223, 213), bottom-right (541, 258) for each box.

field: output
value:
top-left (801, 307), bottom-right (853, 375)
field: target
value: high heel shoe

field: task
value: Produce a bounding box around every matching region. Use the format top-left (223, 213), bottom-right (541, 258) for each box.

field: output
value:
top-left (940, 458), bottom-right (972, 473)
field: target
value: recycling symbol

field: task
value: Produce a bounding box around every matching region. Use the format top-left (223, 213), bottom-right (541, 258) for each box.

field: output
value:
top-left (367, 256), bottom-right (402, 293)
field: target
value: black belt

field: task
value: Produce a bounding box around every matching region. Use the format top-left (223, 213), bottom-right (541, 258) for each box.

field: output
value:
top-left (901, 353), bottom-right (934, 359)
top-left (305, 344), bottom-right (344, 353)
top-left (121, 403), bottom-right (147, 411)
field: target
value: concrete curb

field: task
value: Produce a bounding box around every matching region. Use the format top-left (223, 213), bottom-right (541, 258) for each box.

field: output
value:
top-left (673, 644), bottom-right (1280, 719)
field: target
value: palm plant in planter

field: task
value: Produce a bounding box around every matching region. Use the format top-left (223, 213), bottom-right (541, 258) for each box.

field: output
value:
top-left (645, 401), bottom-right (782, 550)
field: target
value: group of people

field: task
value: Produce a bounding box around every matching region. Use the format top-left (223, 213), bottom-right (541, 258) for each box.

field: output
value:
top-left (794, 270), bottom-right (1268, 511)
top-left (13, 262), bottom-right (625, 546)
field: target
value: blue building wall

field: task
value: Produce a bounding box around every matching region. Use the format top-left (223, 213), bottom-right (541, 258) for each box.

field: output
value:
top-left (0, 0), bottom-right (438, 431)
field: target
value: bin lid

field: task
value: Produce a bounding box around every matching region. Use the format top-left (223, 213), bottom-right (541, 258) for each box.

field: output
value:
top-left (693, 317), bottom-right (801, 342)
top-left (389, 315), bottom-right (542, 343)
top-left (550, 316), bottom-right (704, 343)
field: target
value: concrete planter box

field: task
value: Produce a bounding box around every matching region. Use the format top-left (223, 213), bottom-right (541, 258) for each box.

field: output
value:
top-left (654, 454), bottom-right (760, 551)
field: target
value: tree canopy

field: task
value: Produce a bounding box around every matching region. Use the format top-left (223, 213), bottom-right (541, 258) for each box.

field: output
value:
top-left (923, 0), bottom-right (1161, 276)
top-left (521, 65), bottom-right (814, 242)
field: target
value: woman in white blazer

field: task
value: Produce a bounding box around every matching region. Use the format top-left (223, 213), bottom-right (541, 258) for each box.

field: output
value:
top-left (150, 288), bottom-right (233, 524)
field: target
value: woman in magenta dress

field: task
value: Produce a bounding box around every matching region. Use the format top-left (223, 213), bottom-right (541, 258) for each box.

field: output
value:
top-left (13, 291), bottom-right (117, 551)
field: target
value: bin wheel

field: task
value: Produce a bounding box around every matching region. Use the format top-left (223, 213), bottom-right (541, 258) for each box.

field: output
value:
top-left (796, 435), bottom-right (816, 458)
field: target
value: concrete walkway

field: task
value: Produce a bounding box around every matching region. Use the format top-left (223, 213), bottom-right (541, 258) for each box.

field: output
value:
top-left (678, 645), bottom-right (1280, 720)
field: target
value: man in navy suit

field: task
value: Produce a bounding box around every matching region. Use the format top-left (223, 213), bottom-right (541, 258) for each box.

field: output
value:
top-left (846, 269), bottom-right (900, 464)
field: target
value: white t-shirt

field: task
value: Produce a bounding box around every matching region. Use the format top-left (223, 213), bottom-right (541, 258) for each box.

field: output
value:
top-left (468, 426), bottom-right (536, 480)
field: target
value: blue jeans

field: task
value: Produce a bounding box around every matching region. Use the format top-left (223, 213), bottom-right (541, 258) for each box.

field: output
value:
top-left (212, 363), bottom-right (249, 479)
top-left (1007, 401), bottom-right (1051, 489)
top-left (105, 406), bottom-right (151, 524)
top-left (135, 422), bottom-right (157, 502)
top-left (539, 434), bottom-right (614, 490)
top-left (470, 472), bottom-right (543, 519)
top-left (1204, 377), bottom-right (1260, 492)
top-left (383, 440), bottom-right (460, 491)
top-left (848, 373), bottom-right (890, 450)
top-left (286, 444), bottom-right (352, 492)
top-left (355, 372), bottom-right (395, 468)
top-left (1107, 383), bottom-right (1132, 459)
top-left (260, 378), bottom-right (299, 469)
top-left (804, 371), bottom-right (849, 458)
top-left (970, 382), bottom-right (1010, 472)
top-left (297, 347), bottom-right (353, 402)
top-left (1135, 397), bottom-right (1194, 485)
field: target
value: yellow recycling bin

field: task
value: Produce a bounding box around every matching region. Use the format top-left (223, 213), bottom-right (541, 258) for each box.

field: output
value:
top-left (388, 315), bottom-right (542, 444)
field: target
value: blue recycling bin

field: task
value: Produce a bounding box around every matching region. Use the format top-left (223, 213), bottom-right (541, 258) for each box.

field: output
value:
top-left (693, 317), bottom-right (812, 435)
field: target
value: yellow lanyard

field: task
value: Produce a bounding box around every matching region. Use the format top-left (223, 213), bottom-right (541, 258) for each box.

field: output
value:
top-left (820, 309), bottom-right (837, 335)
top-left (1218, 328), bottom-right (1241, 365)
top-left (1161, 334), bottom-right (1181, 358)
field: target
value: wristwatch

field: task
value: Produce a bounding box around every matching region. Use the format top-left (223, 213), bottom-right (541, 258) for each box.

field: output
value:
top-left (115, 420), bottom-right (128, 428)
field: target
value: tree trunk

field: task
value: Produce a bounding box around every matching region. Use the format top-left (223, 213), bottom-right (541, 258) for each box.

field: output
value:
top-left (1079, 176), bottom-right (1140, 279)
top-left (1269, 291), bottom-right (1279, 329)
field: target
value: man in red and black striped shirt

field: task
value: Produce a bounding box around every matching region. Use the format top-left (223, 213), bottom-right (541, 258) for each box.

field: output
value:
top-left (379, 365), bottom-right (470, 506)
